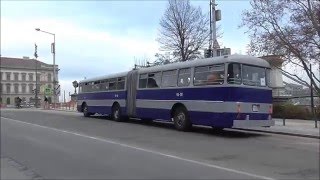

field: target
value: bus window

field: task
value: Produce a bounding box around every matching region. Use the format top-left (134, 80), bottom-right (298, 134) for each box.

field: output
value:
top-left (194, 64), bottom-right (224, 86)
top-left (178, 68), bottom-right (191, 87)
top-left (266, 68), bottom-right (271, 87)
top-left (109, 78), bottom-right (117, 90)
top-left (94, 81), bottom-right (100, 91)
top-left (79, 83), bottom-right (82, 93)
top-left (242, 65), bottom-right (266, 87)
top-left (161, 70), bottom-right (177, 87)
top-left (117, 77), bottom-right (125, 90)
top-left (82, 83), bottom-right (88, 92)
top-left (147, 72), bottom-right (161, 88)
top-left (227, 63), bottom-right (241, 84)
top-left (100, 79), bottom-right (109, 91)
top-left (139, 74), bottom-right (148, 88)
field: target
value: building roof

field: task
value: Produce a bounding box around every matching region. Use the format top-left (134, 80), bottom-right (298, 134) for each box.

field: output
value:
top-left (0, 56), bottom-right (57, 70)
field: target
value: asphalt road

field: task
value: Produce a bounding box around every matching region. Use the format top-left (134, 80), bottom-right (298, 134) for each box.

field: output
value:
top-left (1, 109), bottom-right (319, 179)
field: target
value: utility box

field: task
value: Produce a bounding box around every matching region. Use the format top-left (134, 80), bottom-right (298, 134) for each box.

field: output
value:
top-left (215, 10), bottom-right (221, 21)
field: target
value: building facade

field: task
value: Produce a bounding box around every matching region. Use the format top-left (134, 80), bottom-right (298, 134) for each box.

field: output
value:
top-left (0, 56), bottom-right (59, 105)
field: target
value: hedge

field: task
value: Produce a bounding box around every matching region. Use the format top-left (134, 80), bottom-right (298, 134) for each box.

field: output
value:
top-left (272, 103), bottom-right (314, 120)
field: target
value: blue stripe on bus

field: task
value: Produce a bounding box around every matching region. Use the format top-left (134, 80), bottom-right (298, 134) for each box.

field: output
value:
top-left (136, 87), bottom-right (272, 103)
top-left (77, 91), bottom-right (127, 100)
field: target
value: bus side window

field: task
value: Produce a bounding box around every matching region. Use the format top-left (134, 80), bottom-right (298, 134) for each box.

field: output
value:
top-left (117, 77), bottom-right (125, 90)
top-left (109, 78), bottom-right (117, 90)
top-left (147, 72), bottom-right (161, 88)
top-left (194, 65), bottom-right (224, 86)
top-left (139, 74), bottom-right (148, 88)
top-left (161, 70), bottom-right (177, 87)
top-left (100, 79), bottom-right (109, 91)
top-left (178, 68), bottom-right (191, 87)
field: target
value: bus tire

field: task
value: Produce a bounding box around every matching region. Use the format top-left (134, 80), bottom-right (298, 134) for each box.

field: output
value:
top-left (173, 106), bottom-right (192, 131)
top-left (111, 104), bottom-right (123, 122)
top-left (83, 103), bottom-right (91, 117)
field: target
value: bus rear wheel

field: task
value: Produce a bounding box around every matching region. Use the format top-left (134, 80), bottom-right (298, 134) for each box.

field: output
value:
top-left (173, 106), bottom-right (192, 131)
top-left (112, 104), bottom-right (124, 122)
top-left (83, 104), bottom-right (91, 117)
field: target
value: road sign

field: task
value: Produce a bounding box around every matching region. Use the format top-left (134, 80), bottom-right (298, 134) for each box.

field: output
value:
top-left (44, 88), bottom-right (53, 96)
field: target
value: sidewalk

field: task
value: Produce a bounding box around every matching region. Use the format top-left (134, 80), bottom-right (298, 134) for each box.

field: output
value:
top-left (1, 157), bottom-right (43, 180)
top-left (236, 118), bottom-right (320, 139)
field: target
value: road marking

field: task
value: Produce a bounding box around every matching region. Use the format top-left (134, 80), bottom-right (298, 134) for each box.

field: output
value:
top-left (1, 116), bottom-right (275, 180)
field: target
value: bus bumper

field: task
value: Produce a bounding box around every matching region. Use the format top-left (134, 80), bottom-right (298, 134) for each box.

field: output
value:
top-left (232, 119), bottom-right (275, 128)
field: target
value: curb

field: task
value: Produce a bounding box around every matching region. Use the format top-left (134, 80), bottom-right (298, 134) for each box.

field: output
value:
top-left (44, 108), bottom-right (77, 112)
top-left (234, 128), bottom-right (320, 139)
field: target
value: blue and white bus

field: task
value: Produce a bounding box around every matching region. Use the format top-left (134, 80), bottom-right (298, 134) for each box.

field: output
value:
top-left (77, 55), bottom-right (274, 131)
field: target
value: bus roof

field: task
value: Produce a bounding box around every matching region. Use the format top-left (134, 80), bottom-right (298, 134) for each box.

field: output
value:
top-left (79, 55), bottom-right (270, 83)
top-left (138, 55), bottom-right (270, 74)
top-left (79, 71), bottom-right (128, 84)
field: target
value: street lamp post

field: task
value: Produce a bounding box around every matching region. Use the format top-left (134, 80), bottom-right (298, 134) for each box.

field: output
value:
top-left (35, 28), bottom-right (56, 108)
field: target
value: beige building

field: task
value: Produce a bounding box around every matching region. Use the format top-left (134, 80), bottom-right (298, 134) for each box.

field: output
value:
top-left (0, 56), bottom-right (59, 105)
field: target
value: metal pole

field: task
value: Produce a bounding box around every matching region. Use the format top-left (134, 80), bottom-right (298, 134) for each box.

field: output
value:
top-left (35, 60), bottom-right (38, 108)
top-left (53, 34), bottom-right (56, 109)
top-left (211, 0), bottom-right (217, 57)
top-left (209, 0), bottom-right (212, 54)
top-left (310, 64), bottom-right (315, 127)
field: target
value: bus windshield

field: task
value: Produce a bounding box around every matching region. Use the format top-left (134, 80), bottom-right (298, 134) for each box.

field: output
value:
top-left (228, 63), bottom-right (267, 87)
top-left (242, 65), bottom-right (267, 87)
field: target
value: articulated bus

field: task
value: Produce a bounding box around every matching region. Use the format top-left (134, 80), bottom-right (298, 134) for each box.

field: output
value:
top-left (77, 55), bottom-right (274, 131)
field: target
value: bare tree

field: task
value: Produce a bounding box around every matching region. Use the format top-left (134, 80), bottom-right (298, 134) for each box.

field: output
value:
top-left (241, 0), bottom-right (320, 94)
top-left (157, 0), bottom-right (210, 62)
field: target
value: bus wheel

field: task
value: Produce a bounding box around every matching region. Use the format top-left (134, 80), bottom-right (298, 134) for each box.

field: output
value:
top-left (112, 104), bottom-right (122, 122)
top-left (83, 104), bottom-right (90, 117)
top-left (173, 106), bottom-right (192, 131)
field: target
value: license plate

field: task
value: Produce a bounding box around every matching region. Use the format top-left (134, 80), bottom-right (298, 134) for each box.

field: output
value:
top-left (252, 104), bottom-right (260, 112)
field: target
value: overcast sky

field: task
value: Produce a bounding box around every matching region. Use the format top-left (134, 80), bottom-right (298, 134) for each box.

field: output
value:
top-left (5, 0), bottom-right (311, 100)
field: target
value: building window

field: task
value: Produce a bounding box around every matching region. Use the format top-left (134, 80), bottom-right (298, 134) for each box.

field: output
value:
top-left (48, 73), bottom-right (52, 82)
top-left (0, 83), bottom-right (2, 93)
top-left (14, 73), bottom-right (19, 81)
top-left (6, 84), bottom-right (11, 93)
top-left (7, 97), bottom-right (10, 105)
top-left (29, 74), bottom-right (34, 81)
top-left (6, 72), bottom-right (11, 81)
top-left (29, 84), bottom-right (34, 93)
top-left (22, 73), bottom-right (26, 81)
top-left (22, 84), bottom-right (26, 93)
top-left (36, 74), bottom-right (40, 82)
top-left (14, 84), bottom-right (19, 93)
top-left (0, 72), bottom-right (3, 81)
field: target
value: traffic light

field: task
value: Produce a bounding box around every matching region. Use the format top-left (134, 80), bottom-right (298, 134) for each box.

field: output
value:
top-left (204, 49), bottom-right (212, 58)
top-left (34, 44), bottom-right (38, 59)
